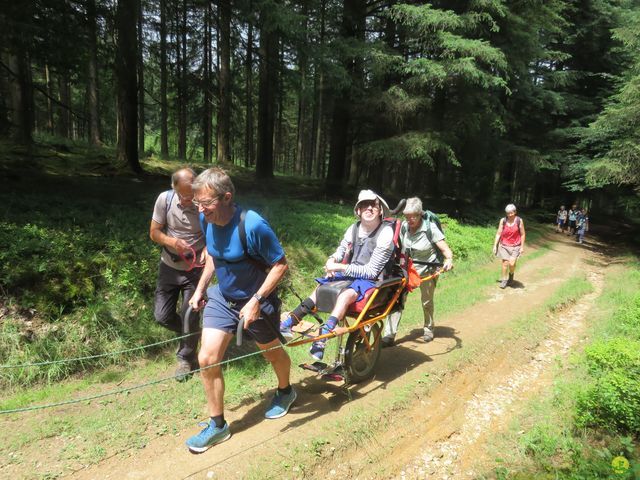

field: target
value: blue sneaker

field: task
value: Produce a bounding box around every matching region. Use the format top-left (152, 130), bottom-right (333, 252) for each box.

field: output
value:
top-left (280, 315), bottom-right (296, 339)
top-left (185, 421), bottom-right (231, 453)
top-left (309, 340), bottom-right (326, 361)
top-left (265, 388), bottom-right (297, 419)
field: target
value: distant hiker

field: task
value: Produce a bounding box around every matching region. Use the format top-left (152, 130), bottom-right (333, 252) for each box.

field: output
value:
top-left (186, 167), bottom-right (293, 453)
top-left (280, 190), bottom-right (394, 360)
top-left (493, 204), bottom-right (526, 289)
top-left (556, 205), bottom-right (567, 233)
top-left (149, 167), bottom-right (205, 382)
top-left (567, 204), bottom-right (579, 235)
top-left (576, 208), bottom-right (589, 244)
top-left (382, 197), bottom-right (453, 348)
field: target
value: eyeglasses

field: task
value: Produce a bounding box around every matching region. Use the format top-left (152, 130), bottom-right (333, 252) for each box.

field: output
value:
top-left (192, 194), bottom-right (223, 208)
top-left (404, 214), bottom-right (421, 221)
top-left (359, 201), bottom-right (379, 210)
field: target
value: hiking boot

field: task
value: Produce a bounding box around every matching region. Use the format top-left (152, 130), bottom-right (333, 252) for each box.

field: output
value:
top-left (265, 388), bottom-right (297, 419)
top-left (279, 315), bottom-right (296, 339)
top-left (381, 336), bottom-right (395, 348)
top-left (309, 340), bottom-right (326, 361)
top-left (507, 273), bottom-right (514, 286)
top-left (185, 421), bottom-right (231, 453)
top-left (423, 329), bottom-right (434, 343)
top-left (175, 359), bottom-right (194, 382)
top-left (499, 279), bottom-right (508, 289)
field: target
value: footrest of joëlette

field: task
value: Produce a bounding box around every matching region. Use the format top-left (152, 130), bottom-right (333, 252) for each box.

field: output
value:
top-left (292, 320), bottom-right (319, 337)
top-left (299, 362), bottom-right (345, 382)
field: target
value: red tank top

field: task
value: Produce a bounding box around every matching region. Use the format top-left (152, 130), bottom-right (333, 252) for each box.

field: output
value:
top-left (500, 217), bottom-right (522, 246)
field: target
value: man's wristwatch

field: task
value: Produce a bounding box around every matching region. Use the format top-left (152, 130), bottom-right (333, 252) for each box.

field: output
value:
top-left (252, 293), bottom-right (266, 304)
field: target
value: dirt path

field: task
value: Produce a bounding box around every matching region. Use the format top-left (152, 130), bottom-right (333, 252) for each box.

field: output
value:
top-left (68, 232), bottom-right (604, 480)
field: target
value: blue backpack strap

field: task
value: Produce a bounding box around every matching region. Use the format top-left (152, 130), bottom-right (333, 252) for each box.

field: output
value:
top-left (238, 208), bottom-right (270, 273)
top-left (239, 209), bottom-right (248, 256)
top-left (165, 189), bottom-right (175, 218)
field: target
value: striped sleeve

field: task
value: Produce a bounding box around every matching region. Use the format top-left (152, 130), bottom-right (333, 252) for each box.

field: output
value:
top-left (344, 225), bottom-right (394, 279)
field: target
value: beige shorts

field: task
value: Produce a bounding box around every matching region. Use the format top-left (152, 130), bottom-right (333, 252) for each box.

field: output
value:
top-left (498, 244), bottom-right (521, 261)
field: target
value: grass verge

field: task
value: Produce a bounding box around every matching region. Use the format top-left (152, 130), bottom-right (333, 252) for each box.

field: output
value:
top-left (483, 259), bottom-right (640, 479)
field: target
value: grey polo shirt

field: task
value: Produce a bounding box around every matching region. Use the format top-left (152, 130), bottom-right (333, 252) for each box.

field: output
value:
top-left (152, 190), bottom-right (205, 270)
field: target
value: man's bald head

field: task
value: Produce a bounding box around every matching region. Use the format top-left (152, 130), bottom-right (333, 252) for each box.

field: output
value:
top-left (171, 168), bottom-right (196, 188)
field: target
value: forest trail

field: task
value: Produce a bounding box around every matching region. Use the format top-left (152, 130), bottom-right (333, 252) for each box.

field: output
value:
top-left (61, 232), bottom-right (606, 479)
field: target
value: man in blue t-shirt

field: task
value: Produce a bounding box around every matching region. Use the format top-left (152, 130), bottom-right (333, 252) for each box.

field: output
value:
top-left (185, 167), bottom-right (294, 453)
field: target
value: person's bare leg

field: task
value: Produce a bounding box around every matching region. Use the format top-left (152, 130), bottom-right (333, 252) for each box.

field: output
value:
top-left (330, 289), bottom-right (358, 321)
top-left (198, 328), bottom-right (234, 416)
top-left (259, 339), bottom-right (291, 388)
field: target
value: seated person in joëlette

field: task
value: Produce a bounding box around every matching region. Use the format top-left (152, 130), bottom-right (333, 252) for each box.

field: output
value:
top-left (279, 189), bottom-right (395, 360)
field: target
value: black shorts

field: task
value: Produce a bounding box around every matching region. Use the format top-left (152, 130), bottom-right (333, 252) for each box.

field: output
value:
top-left (203, 285), bottom-right (281, 344)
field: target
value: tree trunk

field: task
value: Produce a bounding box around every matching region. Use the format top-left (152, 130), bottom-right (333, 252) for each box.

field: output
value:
top-left (326, 0), bottom-right (366, 190)
top-left (311, 0), bottom-right (326, 177)
top-left (44, 64), bottom-right (54, 134)
top-left (116, 0), bottom-right (141, 173)
top-left (294, 0), bottom-right (309, 175)
top-left (177, 0), bottom-right (187, 159)
top-left (8, 53), bottom-right (34, 144)
top-left (159, 0), bottom-right (169, 157)
top-left (202, 1), bottom-right (213, 163)
top-left (137, 0), bottom-right (145, 154)
top-left (244, 20), bottom-right (254, 168)
top-left (256, 12), bottom-right (278, 179)
top-left (0, 56), bottom-right (10, 136)
top-left (217, 0), bottom-right (231, 164)
top-left (56, 74), bottom-right (71, 139)
top-left (276, 46), bottom-right (284, 172)
top-left (86, 0), bottom-right (101, 145)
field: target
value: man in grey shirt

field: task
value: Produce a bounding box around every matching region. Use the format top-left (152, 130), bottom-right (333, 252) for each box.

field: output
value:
top-left (150, 168), bottom-right (205, 381)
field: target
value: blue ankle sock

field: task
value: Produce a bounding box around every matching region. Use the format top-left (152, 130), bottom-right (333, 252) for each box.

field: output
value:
top-left (281, 316), bottom-right (295, 328)
top-left (325, 316), bottom-right (339, 331)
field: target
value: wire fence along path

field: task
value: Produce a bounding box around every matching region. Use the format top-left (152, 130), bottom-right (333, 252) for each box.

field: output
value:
top-left (0, 332), bottom-right (200, 369)
top-left (0, 343), bottom-right (284, 414)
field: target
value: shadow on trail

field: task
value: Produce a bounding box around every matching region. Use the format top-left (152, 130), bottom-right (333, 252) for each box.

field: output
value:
top-left (224, 342), bottom-right (434, 439)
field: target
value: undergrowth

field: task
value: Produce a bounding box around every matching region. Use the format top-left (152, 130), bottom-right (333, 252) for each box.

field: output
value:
top-left (488, 260), bottom-right (640, 479)
top-left (0, 138), bottom-right (541, 387)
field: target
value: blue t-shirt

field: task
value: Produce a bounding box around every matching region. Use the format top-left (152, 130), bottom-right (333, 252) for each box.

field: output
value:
top-left (200, 207), bottom-right (285, 301)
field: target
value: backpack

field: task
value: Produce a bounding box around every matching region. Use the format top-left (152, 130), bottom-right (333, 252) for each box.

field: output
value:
top-left (164, 189), bottom-right (176, 218)
top-left (423, 210), bottom-right (443, 240)
top-left (344, 218), bottom-right (403, 278)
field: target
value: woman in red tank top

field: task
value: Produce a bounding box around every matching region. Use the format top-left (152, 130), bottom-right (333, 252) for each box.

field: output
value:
top-left (492, 204), bottom-right (526, 289)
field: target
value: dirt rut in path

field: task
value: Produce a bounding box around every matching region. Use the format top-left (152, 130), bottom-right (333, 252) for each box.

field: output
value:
top-left (394, 269), bottom-right (604, 479)
top-left (67, 234), bottom-right (600, 480)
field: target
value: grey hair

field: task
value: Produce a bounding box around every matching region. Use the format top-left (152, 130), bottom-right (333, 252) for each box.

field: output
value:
top-left (403, 197), bottom-right (423, 215)
top-left (505, 203), bottom-right (517, 213)
top-left (171, 168), bottom-right (196, 188)
top-left (192, 167), bottom-right (235, 196)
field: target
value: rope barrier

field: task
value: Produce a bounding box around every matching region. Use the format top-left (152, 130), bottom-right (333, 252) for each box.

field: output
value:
top-left (0, 343), bottom-right (284, 414)
top-left (0, 332), bottom-right (200, 369)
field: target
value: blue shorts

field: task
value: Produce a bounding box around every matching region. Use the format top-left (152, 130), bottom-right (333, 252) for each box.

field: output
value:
top-left (203, 285), bottom-right (281, 344)
top-left (316, 274), bottom-right (376, 302)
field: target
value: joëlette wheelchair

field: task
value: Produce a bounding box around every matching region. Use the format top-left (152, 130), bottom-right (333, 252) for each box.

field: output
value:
top-left (234, 198), bottom-right (442, 384)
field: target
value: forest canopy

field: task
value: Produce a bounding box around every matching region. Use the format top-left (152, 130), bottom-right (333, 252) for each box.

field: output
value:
top-left (1, 0), bottom-right (639, 214)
